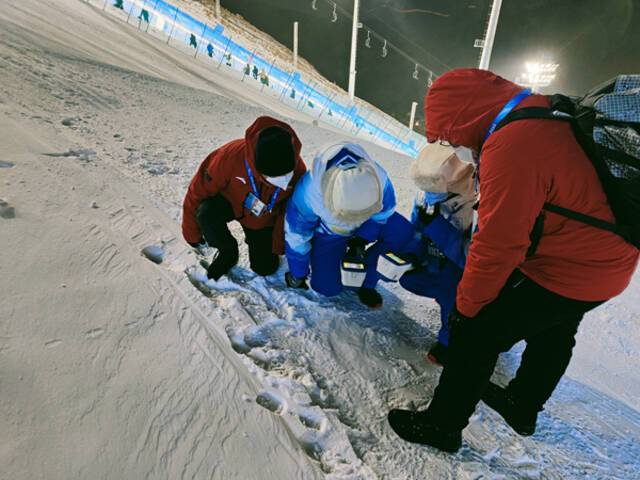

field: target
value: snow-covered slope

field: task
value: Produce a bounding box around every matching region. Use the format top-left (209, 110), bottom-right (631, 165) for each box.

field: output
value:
top-left (1, 1), bottom-right (639, 479)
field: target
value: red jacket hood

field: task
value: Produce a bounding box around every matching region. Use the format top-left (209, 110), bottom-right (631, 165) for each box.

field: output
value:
top-left (424, 68), bottom-right (526, 152)
top-left (244, 115), bottom-right (303, 176)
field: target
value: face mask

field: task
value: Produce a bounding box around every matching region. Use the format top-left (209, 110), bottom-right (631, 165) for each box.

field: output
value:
top-left (265, 171), bottom-right (294, 190)
top-left (454, 146), bottom-right (478, 165)
top-left (425, 191), bottom-right (449, 206)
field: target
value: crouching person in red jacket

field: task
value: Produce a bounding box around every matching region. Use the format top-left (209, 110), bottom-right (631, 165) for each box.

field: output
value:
top-left (388, 69), bottom-right (639, 452)
top-left (182, 116), bottom-right (306, 280)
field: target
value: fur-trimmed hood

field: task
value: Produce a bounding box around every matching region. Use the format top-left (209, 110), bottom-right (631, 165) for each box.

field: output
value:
top-left (410, 142), bottom-right (475, 196)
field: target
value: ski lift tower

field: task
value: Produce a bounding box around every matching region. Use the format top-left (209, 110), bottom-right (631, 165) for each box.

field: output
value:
top-left (476, 0), bottom-right (503, 70)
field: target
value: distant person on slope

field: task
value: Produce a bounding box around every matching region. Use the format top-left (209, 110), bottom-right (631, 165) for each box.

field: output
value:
top-left (182, 116), bottom-right (306, 281)
top-left (399, 142), bottom-right (477, 366)
top-left (284, 142), bottom-right (413, 308)
top-left (388, 68), bottom-right (639, 453)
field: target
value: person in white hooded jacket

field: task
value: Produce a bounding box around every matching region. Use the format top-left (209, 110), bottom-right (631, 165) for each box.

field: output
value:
top-left (284, 142), bottom-right (413, 307)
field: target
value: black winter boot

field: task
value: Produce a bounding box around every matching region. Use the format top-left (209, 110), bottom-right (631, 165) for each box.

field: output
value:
top-left (388, 409), bottom-right (462, 453)
top-left (481, 382), bottom-right (538, 436)
top-left (357, 287), bottom-right (383, 309)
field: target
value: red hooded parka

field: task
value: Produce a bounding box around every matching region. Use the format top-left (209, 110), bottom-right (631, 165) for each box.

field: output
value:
top-left (425, 69), bottom-right (638, 317)
top-left (182, 116), bottom-right (306, 255)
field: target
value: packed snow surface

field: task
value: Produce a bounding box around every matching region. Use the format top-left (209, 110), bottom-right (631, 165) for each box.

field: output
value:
top-left (1, 1), bottom-right (639, 479)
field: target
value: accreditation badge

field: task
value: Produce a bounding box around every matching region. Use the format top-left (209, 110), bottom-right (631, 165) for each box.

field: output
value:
top-left (244, 192), bottom-right (266, 217)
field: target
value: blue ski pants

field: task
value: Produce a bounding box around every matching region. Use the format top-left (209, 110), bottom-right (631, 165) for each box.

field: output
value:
top-left (399, 260), bottom-right (463, 346)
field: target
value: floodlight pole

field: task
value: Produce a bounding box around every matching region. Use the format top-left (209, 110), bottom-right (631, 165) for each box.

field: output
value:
top-left (347, 0), bottom-right (360, 99)
top-left (293, 21), bottom-right (299, 70)
top-left (479, 0), bottom-right (502, 70)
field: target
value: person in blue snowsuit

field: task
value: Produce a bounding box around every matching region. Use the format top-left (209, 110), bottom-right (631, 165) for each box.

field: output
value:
top-left (284, 142), bottom-right (414, 308)
top-left (399, 142), bottom-right (477, 365)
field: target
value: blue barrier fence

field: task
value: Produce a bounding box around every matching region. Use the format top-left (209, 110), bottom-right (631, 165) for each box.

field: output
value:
top-left (91, 0), bottom-right (428, 157)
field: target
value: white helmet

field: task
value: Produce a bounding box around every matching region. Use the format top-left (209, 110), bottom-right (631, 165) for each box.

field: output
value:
top-left (322, 150), bottom-right (383, 225)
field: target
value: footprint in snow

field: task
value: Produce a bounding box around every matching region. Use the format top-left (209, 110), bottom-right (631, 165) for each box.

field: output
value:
top-left (226, 327), bottom-right (252, 354)
top-left (44, 339), bottom-right (62, 348)
top-left (243, 326), bottom-right (271, 349)
top-left (247, 348), bottom-right (286, 371)
top-left (297, 409), bottom-right (326, 431)
top-left (43, 149), bottom-right (96, 162)
top-left (256, 391), bottom-right (287, 415)
top-left (85, 328), bottom-right (104, 338)
top-left (297, 431), bottom-right (325, 462)
top-left (141, 244), bottom-right (165, 264)
top-left (0, 199), bottom-right (16, 219)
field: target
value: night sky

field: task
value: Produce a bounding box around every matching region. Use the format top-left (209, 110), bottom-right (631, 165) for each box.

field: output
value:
top-left (217, 0), bottom-right (640, 128)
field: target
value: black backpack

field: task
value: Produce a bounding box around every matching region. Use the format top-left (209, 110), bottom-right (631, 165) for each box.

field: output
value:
top-left (493, 75), bottom-right (640, 251)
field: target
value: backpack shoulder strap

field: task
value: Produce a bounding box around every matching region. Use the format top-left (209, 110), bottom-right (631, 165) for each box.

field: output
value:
top-left (493, 107), bottom-right (573, 133)
top-left (489, 105), bottom-right (633, 248)
top-left (542, 203), bottom-right (623, 235)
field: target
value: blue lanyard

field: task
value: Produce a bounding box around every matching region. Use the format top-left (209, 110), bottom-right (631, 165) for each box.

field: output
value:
top-left (484, 89), bottom-right (532, 142)
top-left (244, 159), bottom-right (281, 213)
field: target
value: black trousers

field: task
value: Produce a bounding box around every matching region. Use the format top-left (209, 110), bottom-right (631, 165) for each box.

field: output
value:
top-left (195, 196), bottom-right (279, 276)
top-left (426, 271), bottom-right (603, 431)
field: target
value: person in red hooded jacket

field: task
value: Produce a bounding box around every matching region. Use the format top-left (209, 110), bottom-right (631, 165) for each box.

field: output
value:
top-left (388, 69), bottom-right (638, 453)
top-left (182, 116), bottom-right (306, 280)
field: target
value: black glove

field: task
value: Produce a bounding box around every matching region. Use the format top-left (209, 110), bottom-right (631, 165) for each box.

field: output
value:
top-left (285, 271), bottom-right (309, 290)
top-left (347, 236), bottom-right (368, 250)
top-left (448, 306), bottom-right (474, 340)
top-left (345, 236), bottom-right (368, 263)
top-left (404, 252), bottom-right (424, 270)
top-left (417, 203), bottom-right (441, 227)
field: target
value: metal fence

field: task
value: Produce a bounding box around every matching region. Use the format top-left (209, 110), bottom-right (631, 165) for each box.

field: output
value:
top-left (87, 0), bottom-right (428, 157)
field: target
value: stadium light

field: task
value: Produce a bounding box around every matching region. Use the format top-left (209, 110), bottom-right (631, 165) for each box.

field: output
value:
top-left (516, 61), bottom-right (559, 92)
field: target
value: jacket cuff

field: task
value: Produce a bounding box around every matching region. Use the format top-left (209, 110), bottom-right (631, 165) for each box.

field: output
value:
top-left (454, 298), bottom-right (480, 318)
